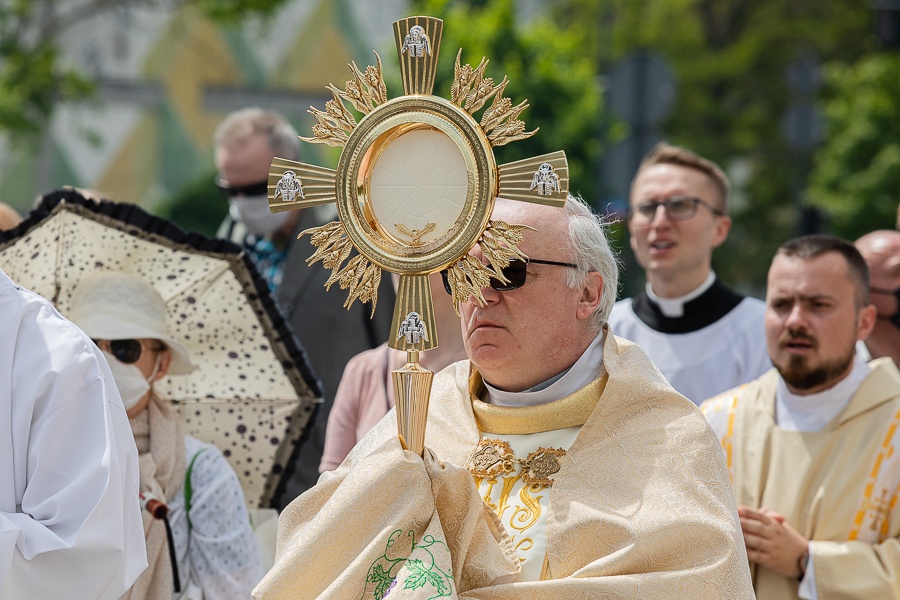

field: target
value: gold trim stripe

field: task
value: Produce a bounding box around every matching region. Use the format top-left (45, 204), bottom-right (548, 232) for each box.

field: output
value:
top-left (469, 370), bottom-right (608, 434)
top-left (723, 392), bottom-right (740, 485)
top-left (849, 407), bottom-right (900, 542)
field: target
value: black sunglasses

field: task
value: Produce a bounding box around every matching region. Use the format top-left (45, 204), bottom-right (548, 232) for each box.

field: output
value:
top-left (215, 177), bottom-right (269, 198)
top-left (92, 339), bottom-right (160, 364)
top-left (441, 258), bottom-right (578, 295)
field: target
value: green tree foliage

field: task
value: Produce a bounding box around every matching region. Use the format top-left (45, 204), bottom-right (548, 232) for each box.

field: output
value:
top-left (807, 53), bottom-right (900, 238)
top-left (0, 0), bottom-right (290, 138)
top-left (555, 0), bottom-right (874, 292)
top-left (0, 1), bottom-right (93, 136)
top-left (155, 169), bottom-right (228, 238)
top-left (192, 0), bottom-right (285, 23)
top-left (413, 0), bottom-right (608, 207)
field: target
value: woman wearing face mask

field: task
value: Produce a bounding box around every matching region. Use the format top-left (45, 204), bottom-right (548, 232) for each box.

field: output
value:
top-left (68, 271), bottom-right (264, 600)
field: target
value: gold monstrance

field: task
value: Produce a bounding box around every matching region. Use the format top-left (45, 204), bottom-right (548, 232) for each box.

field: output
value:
top-left (268, 16), bottom-right (568, 455)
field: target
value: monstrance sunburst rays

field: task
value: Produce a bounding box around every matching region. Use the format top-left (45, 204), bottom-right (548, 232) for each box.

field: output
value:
top-left (269, 15), bottom-right (571, 456)
top-left (268, 16), bottom-right (570, 354)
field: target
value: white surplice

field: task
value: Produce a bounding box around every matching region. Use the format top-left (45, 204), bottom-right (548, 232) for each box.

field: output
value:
top-left (0, 268), bottom-right (147, 598)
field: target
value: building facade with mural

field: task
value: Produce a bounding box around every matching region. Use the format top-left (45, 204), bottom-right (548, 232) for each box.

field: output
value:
top-left (1, 0), bottom-right (409, 224)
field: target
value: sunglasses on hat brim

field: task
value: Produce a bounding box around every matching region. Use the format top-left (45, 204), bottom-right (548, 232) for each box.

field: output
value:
top-left (440, 258), bottom-right (578, 296)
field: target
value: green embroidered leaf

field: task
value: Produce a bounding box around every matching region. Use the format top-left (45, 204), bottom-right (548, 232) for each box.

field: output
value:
top-left (367, 563), bottom-right (390, 584)
top-left (402, 559), bottom-right (429, 591)
top-left (427, 569), bottom-right (448, 595)
top-left (367, 563), bottom-right (394, 599)
top-left (402, 559), bottom-right (449, 595)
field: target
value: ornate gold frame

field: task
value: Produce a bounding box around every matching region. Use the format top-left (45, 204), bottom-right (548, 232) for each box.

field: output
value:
top-left (336, 95), bottom-right (495, 275)
top-left (268, 15), bottom-right (570, 454)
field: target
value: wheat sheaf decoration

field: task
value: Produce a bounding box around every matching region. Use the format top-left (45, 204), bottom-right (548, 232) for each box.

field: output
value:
top-left (267, 15), bottom-right (568, 345)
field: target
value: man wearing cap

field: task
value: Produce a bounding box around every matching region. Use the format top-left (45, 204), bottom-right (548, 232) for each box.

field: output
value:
top-left (0, 267), bottom-right (146, 599)
top-left (213, 107), bottom-right (395, 507)
top-left (254, 197), bottom-right (753, 599)
top-left (69, 270), bottom-right (263, 599)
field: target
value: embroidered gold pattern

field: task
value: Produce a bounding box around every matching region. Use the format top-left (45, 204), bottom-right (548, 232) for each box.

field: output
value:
top-left (469, 438), bottom-right (514, 478)
top-left (525, 448), bottom-right (565, 487)
top-left (510, 485), bottom-right (543, 532)
top-left (468, 438), bottom-right (566, 487)
top-left (849, 406), bottom-right (900, 543)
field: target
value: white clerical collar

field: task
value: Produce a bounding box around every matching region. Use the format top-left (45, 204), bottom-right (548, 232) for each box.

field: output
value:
top-left (647, 272), bottom-right (716, 318)
top-left (775, 353), bottom-right (871, 432)
top-left (485, 330), bottom-right (606, 407)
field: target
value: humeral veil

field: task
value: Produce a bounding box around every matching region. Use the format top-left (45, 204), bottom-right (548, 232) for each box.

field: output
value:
top-left (253, 332), bottom-right (753, 599)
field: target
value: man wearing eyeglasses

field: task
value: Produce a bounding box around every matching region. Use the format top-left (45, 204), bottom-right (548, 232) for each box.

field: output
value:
top-left (214, 108), bottom-right (308, 293)
top-left (608, 142), bottom-right (770, 404)
top-left (855, 230), bottom-right (900, 367)
top-left (214, 108), bottom-right (394, 509)
top-left (253, 196), bottom-right (754, 598)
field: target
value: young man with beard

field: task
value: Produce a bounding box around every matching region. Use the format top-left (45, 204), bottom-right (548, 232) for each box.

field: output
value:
top-left (609, 143), bottom-right (770, 404)
top-left (702, 234), bottom-right (900, 599)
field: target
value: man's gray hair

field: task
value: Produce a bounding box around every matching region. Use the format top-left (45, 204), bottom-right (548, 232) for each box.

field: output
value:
top-left (561, 195), bottom-right (620, 331)
top-left (213, 107), bottom-right (301, 161)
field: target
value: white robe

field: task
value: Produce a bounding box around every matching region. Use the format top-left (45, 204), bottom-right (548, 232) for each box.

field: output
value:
top-left (254, 331), bottom-right (754, 598)
top-left (609, 293), bottom-right (769, 404)
top-left (702, 360), bottom-right (900, 599)
top-left (0, 269), bottom-right (147, 598)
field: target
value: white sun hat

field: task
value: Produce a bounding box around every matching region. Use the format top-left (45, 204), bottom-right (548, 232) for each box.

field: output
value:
top-left (68, 270), bottom-right (195, 374)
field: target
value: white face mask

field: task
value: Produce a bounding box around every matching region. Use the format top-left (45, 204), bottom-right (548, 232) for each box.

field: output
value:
top-left (229, 195), bottom-right (291, 237)
top-left (103, 350), bottom-right (159, 411)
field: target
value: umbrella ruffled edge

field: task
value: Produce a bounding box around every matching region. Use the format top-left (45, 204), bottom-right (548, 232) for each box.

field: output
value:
top-left (0, 187), bottom-right (326, 507)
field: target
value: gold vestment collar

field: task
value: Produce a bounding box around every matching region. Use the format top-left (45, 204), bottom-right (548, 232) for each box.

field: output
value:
top-left (467, 369), bottom-right (608, 435)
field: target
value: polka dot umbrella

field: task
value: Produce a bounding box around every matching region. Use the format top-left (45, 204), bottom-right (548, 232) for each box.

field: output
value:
top-left (0, 188), bottom-right (322, 509)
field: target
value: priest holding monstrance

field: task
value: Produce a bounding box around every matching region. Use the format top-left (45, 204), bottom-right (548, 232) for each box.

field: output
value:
top-left (253, 16), bottom-right (753, 598)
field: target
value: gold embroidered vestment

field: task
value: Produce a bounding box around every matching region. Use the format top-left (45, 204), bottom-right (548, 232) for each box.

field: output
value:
top-left (254, 332), bottom-right (754, 599)
top-left (703, 358), bottom-right (900, 599)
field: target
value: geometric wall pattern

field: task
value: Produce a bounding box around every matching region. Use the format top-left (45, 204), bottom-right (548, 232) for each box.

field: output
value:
top-left (0, 0), bottom-right (409, 214)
